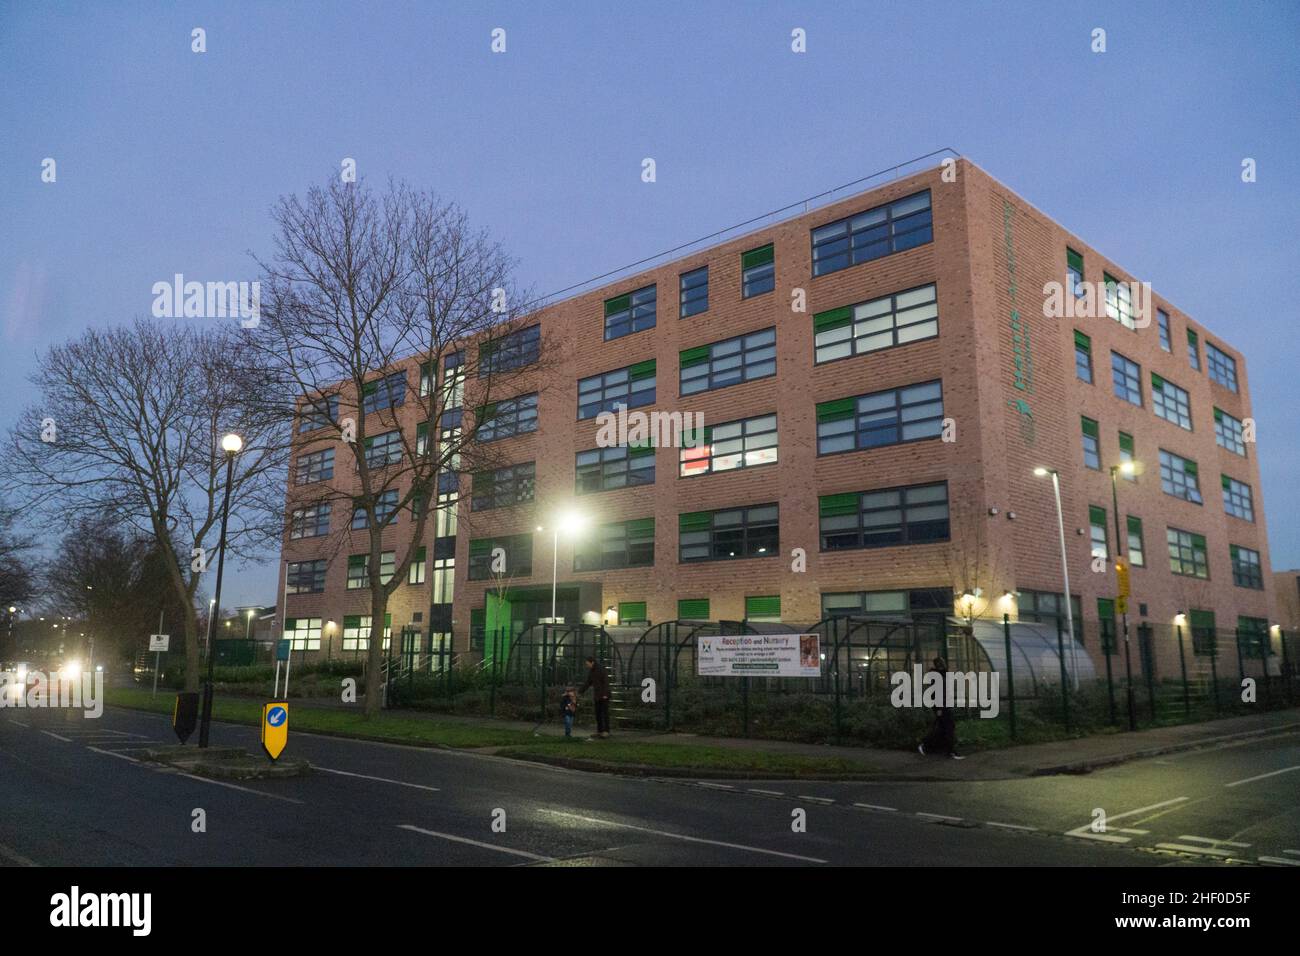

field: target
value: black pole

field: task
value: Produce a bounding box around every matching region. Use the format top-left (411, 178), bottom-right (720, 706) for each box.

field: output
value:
top-left (199, 451), bottom-right (237, 749)
top-left (1110, 468), bottom-right (1137, 731)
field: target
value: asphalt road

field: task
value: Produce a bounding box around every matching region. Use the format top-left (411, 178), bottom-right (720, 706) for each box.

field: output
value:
top-left (1, 705), bottom-right (1296, 867)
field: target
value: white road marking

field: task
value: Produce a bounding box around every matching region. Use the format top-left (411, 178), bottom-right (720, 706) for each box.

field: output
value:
top-left (748, 788), bottom-right (785, 796)
top-left (1177, 835), bottom-right (1250, 848)
top-left (916, 812), bottom-right (963, 823)
top-left (697, 782), bottom-right (734, 790)
top-left (398, 824), bottom-right (555, 862)
top-left (796, 795), bottom-right (835, 804)
top-left (853, 803), bottom-right (898, 812)
top-left (987, 821), bottom-right (1038, 832)
top-left (6, 719), bottom-right (30, 728)
top-left (538, 809), bottom-right (828, 863)
top-left (1258, 855), bottom-right (1300, 867)
top-left (0, 841), bottom-right (36, 866)
top-left (1284, 849), bottom-right (1300, 857)
top-left (1064, 797), bottom-right (1188, 844)
top-left (87, 746), bottom-right (139, 763)
top-left (1156, 843), bottom-right (1233, 857)
top-left (170, 771), bottom-right (304, 804)
top-left (314, 766), bottom-right (440, 792)
top-left (39, 730), bottom-right (71, 742)
top-left (1225, 765), bottom-right (1300, 788)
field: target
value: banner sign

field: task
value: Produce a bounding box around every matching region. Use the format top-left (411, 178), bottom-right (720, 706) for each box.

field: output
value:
top-left (697, 633), bottom-right (821, 677)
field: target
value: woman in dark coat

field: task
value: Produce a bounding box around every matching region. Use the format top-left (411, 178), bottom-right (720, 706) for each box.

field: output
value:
top-left (919, 656), bottom-right (962, 758)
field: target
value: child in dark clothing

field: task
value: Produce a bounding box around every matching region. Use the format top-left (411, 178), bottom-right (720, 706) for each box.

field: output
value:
top-left (560, 686), bottom-right (578, 738)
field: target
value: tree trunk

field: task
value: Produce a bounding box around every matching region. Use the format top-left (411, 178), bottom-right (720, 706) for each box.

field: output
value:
top-left (362, 585), bottom-right (389, 717)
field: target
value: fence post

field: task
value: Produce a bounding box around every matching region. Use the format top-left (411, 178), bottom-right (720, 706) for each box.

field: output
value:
top-left (1140, 625), bottom-right (1156, 720)
top-left (833, 626), bottom-right (843, 744)
top-left (1281, 630), bottom-right (1295, 706)
top-left (489, 630), bottom-right (499, 718)
top-left (1002, 613), bottom-right (1016, 741)
top-left (742, 676), bottom-right (750, 738)
top-left (1235, 628), bottom-right (1245, 686)
top-left (1055, 616), bottom-right (1070, 733)
top-left (664, 629), bottom-right (673, 731)
top-left (1102, 616), bottom-right (1116, 725)
top-left (538, 627), bottom-right (547, 722)
top-left (1175, 622), bottom-right (1189, 720)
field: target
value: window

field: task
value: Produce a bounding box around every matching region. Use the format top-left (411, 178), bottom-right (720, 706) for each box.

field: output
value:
top-left (1089, 505), bottom-right (1108, 560)
top-left (604, 285), bottom-right (656, 340)
top-left (479, 325), bottom-right (540, 375)
top-left (1074, 330), bottom-right (1093, 383)
top-left (741, 244), bottom-right (774, 298)
top-left (352, 489), bottom-right (399, 529)
top-left (1097, 598), bottom-right (1116, 653)
top-left (819, 482), bottom-right (949, 551)
top-left (1168, 528), bottom-right (1209, 579)
top-left (1104, 272), bottom-right (1136, 330)
top-left (1186, 328), bottom-right (1201, 371)
top-left (437, 427), bottom-right (460, 493)
top-left (1214, 408), bottom-right (1247, 456)
top-left (284, 617), bottom-right (321, 651)
top-left (342, 614), bottom-right (392, 652)
top-left (1205, 342), bottom-right (1237, 391)
top-left (745, 595), bottom-right (781, 622)
top-left (1189, 609), bottom-right (1216, 656)
top-left (1221, 475), bottom-right (1254, 522)
top-left (362, 430), bottom-right (404, 468)
top-left (679, 504), bottom-right (779, 562)
top-left (477, 393), bottom-right (538, 441)
top-left (821, 589), bottom-right (952, 619)
top-left (468, 534), bottom-right (533, 580)
top-left (1081, 417), bottom-right (1100, 470)
top-left (431, 556), bottom-right (454, 603)
top-left (422, 350), bottom-right (464, 401)
top-left (435, 492), bottom-right (457, 538)
top-left (299, 394), bottom-right (339, 433)
top-left (679, 414), bottom-right (777, 477)
top-left (811, 190), bottom-right (932, 277)
top-left (576, 444), bottom-right (655, 493)
top-left (1067, 248), bottom-right (1084, 298)
top-left (574, 517), bottom-right (655, 571)
top-left (408, 546), bottom-right (426, 585)
top-left (361, 371), bottom-right (407, 415)
top-left (1230, 545), bottom-right (1263, 589)
top-left (1159, 450), bottom-right (1202, 504)
top-left (346, 552), bottom-right (395, 589)
top-left (1111, 352), bottom-right (1142, 406)
top-left (677, 598), bottom-right (710, 619)
top-left (577, 361), bottom-right (655, 420)
top-left (680, 327), bottom-right (776, 395)
top-left (1238, 616), bottom-right (1269, 658)
top-left (295, 447), bottom-right (335, 484)
top-left (471, 462), bottom-right (535, 511)
top-left (1118, 431), bottom-right (1136, 480)
top-left (1151, 374), bottom-right (1192, 430)
top-left (1017, 590), bottom-right (1084, 642)
top-left (289, 502), bottom-right (331, 539)
top-left (680, 266), bottom-right (708, 317)
top-left (813, 284), bottom-right (938, 364)
top-left (286, 559), bottom-right (326, 594)
top-left (816, 381), bottom-right (943, 455)
top-left (1126, 516), bottom-right (1145, 567)
top-left (1157, 309), bottom-right (1171, 351)
top-left (618, 602), bottom-right (648, 624)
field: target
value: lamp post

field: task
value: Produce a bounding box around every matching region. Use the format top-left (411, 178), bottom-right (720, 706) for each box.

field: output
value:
top-left (245, 608), bottom-right (255, 640)
top-left (199, 431), bottom-right (243, 749)
top-left (1110, 461), bottom-right (1138, 730)
top-left (536, 510), bottom-right (588, 623)
top-left (1033, 467), bottom-right (1078, 689)
top-left (5, 606), bottom-right (16, 656)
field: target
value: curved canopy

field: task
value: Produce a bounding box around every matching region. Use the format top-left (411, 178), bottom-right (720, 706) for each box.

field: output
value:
top-left (968, 619), bottom-right (1098, 696)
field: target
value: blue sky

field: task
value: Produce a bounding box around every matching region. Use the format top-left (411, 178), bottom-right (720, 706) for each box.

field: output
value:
top-left (2, 0), bottom-right (1298, 607)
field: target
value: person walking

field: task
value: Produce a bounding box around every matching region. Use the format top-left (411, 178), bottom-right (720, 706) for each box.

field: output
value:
top-left (918, 655), bottom-right (963, 759)
top-left (579, 655), bottom-right (611, 738)
top-left (560, 686), bottom-right (578, 738)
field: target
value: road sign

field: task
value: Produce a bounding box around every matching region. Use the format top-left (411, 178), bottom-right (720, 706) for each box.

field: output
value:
top-left (261, 701), bottom-right (288, 761)
top-left (275, 639), bottom-right (291, 662)
top-left (1116, 595), bottom-right (1129, 615)
top-left (149, 633), bottom-right (170, 652)
top-left (173, 692), bottom-right (199, 744)
top-left (1115, 560), bottom-right (1130, 599)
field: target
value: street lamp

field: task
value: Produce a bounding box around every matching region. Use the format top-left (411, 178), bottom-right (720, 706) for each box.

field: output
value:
top-left (1109, 461), bottom-right (1138, 730)
top-left (199, 431), bottom-right (243, 748)
top-left (1033, 467), bottom-right (1079, 688)
top-left (537, 510), bottom-right (588, 623)
top-left (245, 608), bottom-right (255, 640)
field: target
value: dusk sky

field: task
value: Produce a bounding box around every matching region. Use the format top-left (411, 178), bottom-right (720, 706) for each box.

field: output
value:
top-left (3, 0), bottom-right (1297, 608)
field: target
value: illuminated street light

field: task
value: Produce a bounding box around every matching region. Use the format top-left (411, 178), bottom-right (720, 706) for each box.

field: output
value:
top-left (537, 509), bottom-right (589, 623)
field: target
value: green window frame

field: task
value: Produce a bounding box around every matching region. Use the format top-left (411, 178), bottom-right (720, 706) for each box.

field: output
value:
top-left (471, 461), bottom-right (536, 511)
top-left (816, 380), bottom-right (944, 455)
top-left (1074, 330), bottom-right (1092, 383)
top-left (679, 413), bottom-right (777, 477)
top-left (342, 614), bottom-right (392, 652)
top-left (576, 443), bottom-right (655, 494)
top-left (1111, 351), bottom-right (1142, 406)
top-left (1186, 328), bottom-right (1201, 371)
top-left (745, 595), bottom-right (782, 621)
top-left (1089, 505), bottom-right (1108, 559)
top-left (1104, 272), bottom-right (1136, 329)
top-left (680, 327), bottom-right (776, 395)
top-left (811, 190), bottom-right (932, 276)
top-left (1097, 598), bottom-right (1116, 653)
top-left (1067, 248), bottom-right (1084, 297)
top-left (1118, 431), bottom-right (1136, 479)
top-left (1205, 341), bottom-right (1238, 392)
top-left (283, 617), bottom-right (322, 650)
top-left (1221, 475), bottom-right (1254, 522)
top-left (1190, 609), bottom-right (1216, 655)
top-left (467, 534), bottom-right (533, 580)
top-left (677, 598), bottom-right (710, 620)
top-left (678, 504), bottom-right (779, 563)
top-left (618, 601), bottom-right (648, 624)
top-left (1081, 416), bottom-right (1100, 470)
top-left (1237, 617), bottom-right (1269, 657)
top-left (574, 517), bottom-right (655, 571)
top-left (577, 360), bottom-right (656, 421)
top-left (604, 285), bottom-right (657, 340)
top-left (1159, 450), bottom-right (1202, 504)
top-left (1151, 373), bottom-right (1193, 430)
top-left (813, 283), bottom-right (938, 364)
top-left (679, 266), bottom-right (708, 317)
top-left (819, 482), bottom-right (950, 551)
top-left (1168, 528), bottom-right (1209, 579)
top-left (1126, 516), bottom-right (1145, 567)
top-left (741, 244), bottom-right (774, 298)
top-left (1230, 544), bottom-right (1263, 589)
top-left (407, 546), bottom-right (427, 585)
top-left (476, 393), bottom-right (538, 442)
top-left (1214, 407), bottom-right (1247, 456)
top-left (1157, 308), bottom-right (1171, 351)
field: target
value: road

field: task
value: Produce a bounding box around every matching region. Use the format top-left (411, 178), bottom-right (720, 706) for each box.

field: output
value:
top-left (1, 705), bottom-right (1296, 867)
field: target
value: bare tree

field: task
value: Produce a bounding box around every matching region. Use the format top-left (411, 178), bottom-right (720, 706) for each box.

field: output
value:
top-left (0, 498), bottom-right (37, 611)
top-left (247, 177), bottom-right (548, 716)
top-left (2, 320), bottom-right (289, 690)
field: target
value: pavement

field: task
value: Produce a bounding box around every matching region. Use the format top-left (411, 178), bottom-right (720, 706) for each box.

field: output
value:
top-left (1, 703), bottom-right (1297, 867)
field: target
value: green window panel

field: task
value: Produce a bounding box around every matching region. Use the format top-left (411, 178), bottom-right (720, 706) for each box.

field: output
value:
top-left (625, 517), bottom-right (655, 536)
top-left (1221, 474), bottom-right (1232, 489)
top-left (1074, 330), bottom-right (1091, 351)
top-left (741, 244), bottom-right (774, 270)
top-left (1151, 373), bottom-right (1165, 390)
top-left (604, 293), bottom-right (631, 316)
top-left (618, 601), bottom-right (647, 622)
top-left (679, 511), bottom-right (711, 532)
top-left (1089, 505), bottom-right (1107, 525)
top-left (819, 492), bottom-right (859, 517)
top-left (677, 598), bottom-right (710, 619)
top-left (1127, 516), bottom-right (1142, 535)
top-left (628, 359), bottom-right (656, 380)
top-left (1119, 432), bottom-right (1135, 454)
top-left (1067, 248), bottom-right (1083, 272)
top-left (813, 306), bottom-right (853, 333)
top-left (1190, 609), bottom-right (1216, 630)
top-left (1081, 416), bottom-right (1099, 438)
top-left (679, 345), bottom-right (710, 368)
top-left (815, 397), bottom-right (855, 423)
top-left (745, 595), bottom-right (781, 618)
top-left (629, 441), bottom-right (655, 458)
top-left (469, 538), bottom-right (492, 556)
